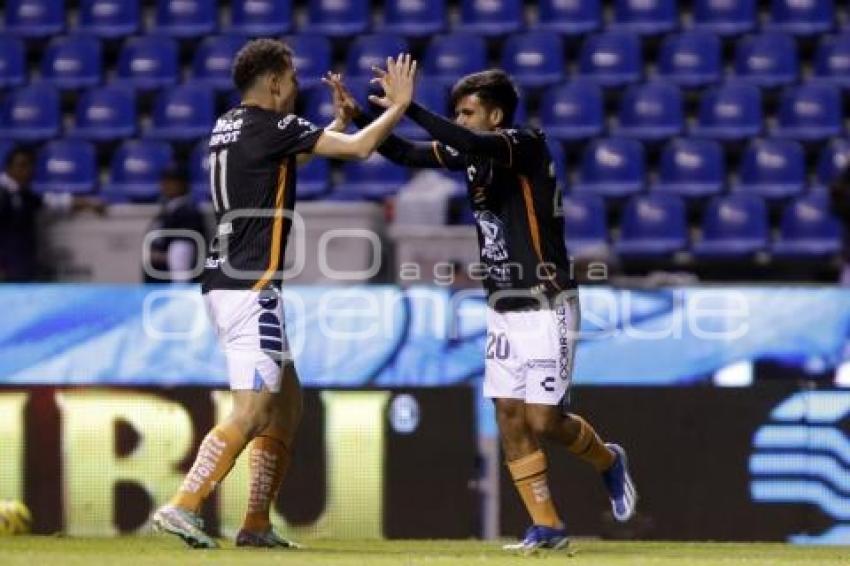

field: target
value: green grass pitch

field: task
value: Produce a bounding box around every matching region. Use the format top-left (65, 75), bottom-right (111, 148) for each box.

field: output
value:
top-left (1, 537), bottom-right (848, 565)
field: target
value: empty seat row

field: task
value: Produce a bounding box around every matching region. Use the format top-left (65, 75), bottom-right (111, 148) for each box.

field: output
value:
top-left (566, 137), bottom-right (834, 201)
top-left (11, 29), bottom-right (850, 95)
top-left (565, 192), bottom-right (842, 260)
top-left (4, 0), bottom-right (846, 39)
top-left (0, 84), bottom-right (214, 141)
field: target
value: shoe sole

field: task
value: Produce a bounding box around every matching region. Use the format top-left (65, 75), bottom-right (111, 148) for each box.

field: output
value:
top-left (607, 443), bottom-right (638, 522)
top-left (152, 512), bottom-right (218, 549)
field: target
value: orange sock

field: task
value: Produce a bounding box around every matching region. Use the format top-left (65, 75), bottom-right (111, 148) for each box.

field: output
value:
top-left (241, 426), bottom-right (292, 533)
top-left (565, 414), bottom-right (616, 472)
top-left (170, 422), bottom-right (248, 513)
top-left (507, 450), bottom-right (562, 528)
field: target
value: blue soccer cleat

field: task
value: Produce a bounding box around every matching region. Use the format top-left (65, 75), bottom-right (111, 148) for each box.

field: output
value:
top-left (602, 443), bottom-right (638, 522)
top-left (502, 525), bottom-right (570, 553)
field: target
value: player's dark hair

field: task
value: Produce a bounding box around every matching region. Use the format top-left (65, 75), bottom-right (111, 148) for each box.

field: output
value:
top-left (232, 38), bottom-right (293, 94)
top-left (450, 69), bottom-right (519, 127)
top-left (3, 147), bottom-right (34, 170)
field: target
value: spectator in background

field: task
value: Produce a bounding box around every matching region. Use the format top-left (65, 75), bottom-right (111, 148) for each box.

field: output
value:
top-left (143, 162), bottom-right (208, 283)
top-left (0, 147), bottom-right (104, 282)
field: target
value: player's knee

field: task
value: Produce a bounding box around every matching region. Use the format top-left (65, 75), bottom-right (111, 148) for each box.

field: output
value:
top-left (231, 400), bottom-right (275, 438)
top-left (525, 410), bottom-right (560, 439)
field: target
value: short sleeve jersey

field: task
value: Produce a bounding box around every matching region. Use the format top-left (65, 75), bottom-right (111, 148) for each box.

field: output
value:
top-left (201, 105), bottom-right (322, 292)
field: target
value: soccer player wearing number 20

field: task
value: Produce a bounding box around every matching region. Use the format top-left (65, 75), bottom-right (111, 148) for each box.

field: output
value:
top-left (330, 69), bottom-right (637, 552)
top-left (152, 39), bottom-right (418, 549)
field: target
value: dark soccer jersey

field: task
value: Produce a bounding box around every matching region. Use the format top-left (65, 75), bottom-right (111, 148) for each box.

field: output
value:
top-left (433, 130), bottom-right (575, 306)
top-left (357, 106), bottom-right (576, 310)
top-left (201, 105), bottom-right (322, 292)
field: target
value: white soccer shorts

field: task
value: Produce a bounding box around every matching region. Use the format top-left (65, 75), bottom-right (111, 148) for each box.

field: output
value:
top-left (483, 296), bottom-right (580, 406)
top-left (203, 288), bottom-right (290, 393)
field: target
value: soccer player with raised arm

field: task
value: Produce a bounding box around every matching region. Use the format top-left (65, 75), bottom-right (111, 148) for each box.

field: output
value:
top-left (152, 39), bottom-right (417, 549)
top-left (329, 69), bottom-right (637, 552)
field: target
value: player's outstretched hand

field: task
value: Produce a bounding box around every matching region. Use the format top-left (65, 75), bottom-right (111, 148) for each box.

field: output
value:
top-left (369, 53), bottom-right (417, 110)
top-left (322, 72), bottom-right (359, 125)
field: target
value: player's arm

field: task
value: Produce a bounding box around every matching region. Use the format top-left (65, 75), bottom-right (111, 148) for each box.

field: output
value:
top-left (326, 73), bottom-right (460, 169)
top-left (403, 102), bottom-right (517, 165)
top-left (310, 55), bottom-right (417, 160)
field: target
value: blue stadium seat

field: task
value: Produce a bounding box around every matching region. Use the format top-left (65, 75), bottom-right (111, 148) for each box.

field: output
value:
top-left (146, 85), bottom-right (215, 141)
top-left (736, 139), bottom-right (805, 200)
top-left (578, 32), bottom-right (643, 88)
top-left (813, 34), bottom-right (850, 88)
top-left (501, 31), bottom-right (565, 89)
top-left (302, 0), bottom-right (370, 37)
top-left (539, 80), bottom-right (604, 141)
top-left (302, 85), bottom-right (337, 126)
top-left (691, 82), bottom-right (763, 141)
top-left (733, 32), bottom-right (799, 88)
top-left (574, 138), bottom-right (645, 198)
top-left (422, 33), bottom-right (487, 86)
top-left (563, 193), bottom-right (608, 255)
top-left (773, 83), bottom-right (843, 142)
top-left (77, 0), bottom-right (140, 38)
top-left (103, 140), bottom-right (174, 201)
top-left (192, 36), bottom-right (246, 90)
top-left (815, 138), bottom-right (850, 187)
top-left (297, 158), bottom-right (331, 199)
top-left (766, 0), bottom-right (835, 36)
top-left (0, 84), bottom-right (60, 141)
top-left (773, 193), bottom-right (842, 258)
top-left (653, 138), bottom-right (725, 199)
top-left (0, 37), bottom-right (26, 88)
top-left (32, 140), bottom-right (97, 194)
top-left (616, 194), bottom-right (688, 257)
top-left (382, 0), bottom-right (446, 37)
top-left (286, 35), bottom-right (332, 90)
top-left (70, 86), bottom-right (136, 141)
top-left (611, 0), bottom-right (678, 36)
top-left (396, 82), bottom-right (447, 139)
top-left (615, 82), bottom-right (684, 141)
top-left (4, 0), bottom-right (64, 37)
top-left (694, 194), bottom-right (768, 258)
top-left (346, 34), bottom-right (409, 77)
top-left (691, 0), bottom-right (756, 36)
top-left (189, 138), bottom-right (210, 201)
top-left (537, 0), bottom-right (601, 36)
top-left (40, 35), bottom-right (102, 90)
top-left (115, 36), bottom-right (179, 90)
top-left (230, 0), bottom-right (292, 36)
top-left (456, 0), bottom-right (523, 36)
top-left (335, 153), bottom-right (410, 200)
top-left (0, 140), bottom-right (15, 168)
top-left (151, 0), bottom-right (216, 38)
top-left (656, 31), bottom-right (722, 88)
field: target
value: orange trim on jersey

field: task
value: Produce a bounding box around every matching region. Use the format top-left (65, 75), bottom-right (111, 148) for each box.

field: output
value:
top-left (520, 175), bottom-right (543, 263)
top-left (252, 161), bottom-right (288, 291)
top-left (520, 174), bottom-right (562, 291)
top-left (432, 141), bottom-right (447, 168)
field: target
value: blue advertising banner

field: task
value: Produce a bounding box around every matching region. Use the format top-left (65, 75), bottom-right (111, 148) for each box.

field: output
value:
top-left (1, 285), bottom-right (849, 388)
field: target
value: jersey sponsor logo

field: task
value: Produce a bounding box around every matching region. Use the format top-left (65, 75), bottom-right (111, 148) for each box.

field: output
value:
top-left (475, 211), bottom-right (510, 263)
top-left (210, 117), bottom-right (243, 145)
top-left (204, 256), bottom-right (227, 269)
top-left (444, 145), bottom-right (460, 157)
top-left (277, 115), bottom-right (296, 130)
top-left (540, 376), bottom-right (556, 392)
top-left (555, 304), bottom-right (572, 382)
top-left (466, 165), bottom-right (477, 182)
